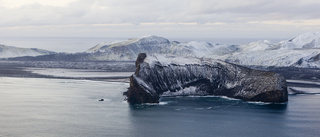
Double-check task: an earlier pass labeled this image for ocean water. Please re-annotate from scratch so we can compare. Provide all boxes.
[1,77,320,137]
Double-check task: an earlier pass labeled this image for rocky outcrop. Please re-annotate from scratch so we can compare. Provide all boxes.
[126,53,160,104]
[125,53,288,104]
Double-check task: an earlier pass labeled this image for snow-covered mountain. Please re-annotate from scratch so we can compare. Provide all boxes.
[226,32,320,68]
[0,44,56,58]
[278,32,320,49]
[86,35,172,60]
[86,35,233,61]
[293,52,320,68]
[86,32,320,68]
[6,32,320,68]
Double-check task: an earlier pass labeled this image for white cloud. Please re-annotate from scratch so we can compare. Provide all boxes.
[0,0,77,8]
[0,0,319,38]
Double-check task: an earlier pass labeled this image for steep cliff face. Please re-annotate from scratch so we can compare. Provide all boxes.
[125,53,288,104]
[126,53,160,104]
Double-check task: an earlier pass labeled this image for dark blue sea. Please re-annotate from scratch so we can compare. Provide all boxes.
[0,76,319,137]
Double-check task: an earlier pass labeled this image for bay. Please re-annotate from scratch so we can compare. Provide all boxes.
[0,77,319,137]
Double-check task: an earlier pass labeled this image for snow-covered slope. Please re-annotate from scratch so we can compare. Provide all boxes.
[86,35,233,61]
[226,48,320,67]
[10,32,317,68]
[86,35,172,60]
[239,40,275,51]
[0,44,56,58]
[292,52,320,68]
[226,32,320,68]
[278,32,320,49]
[86,32,320,68]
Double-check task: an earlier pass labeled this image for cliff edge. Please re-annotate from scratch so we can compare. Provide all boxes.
[125,53,288,104]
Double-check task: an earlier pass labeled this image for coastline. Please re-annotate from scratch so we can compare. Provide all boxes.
[0,62,132,83]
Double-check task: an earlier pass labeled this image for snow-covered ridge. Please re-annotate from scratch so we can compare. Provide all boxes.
[239,40,275,51]
[145,54,225,67]
[86,35,232,61]
[85,32,320,68]
[85,35,172,61]
[4,32,320,68]
[278,32,320,49]
[87,35,170,53]
[0,44,56,58]
[225,32,320,68]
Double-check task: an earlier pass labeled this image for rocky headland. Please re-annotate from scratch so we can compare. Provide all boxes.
[125,53,288,104]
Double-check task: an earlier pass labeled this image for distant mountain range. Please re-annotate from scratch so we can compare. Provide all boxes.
[0,44,56,58]
[225,32,320,68]
[2,32,320,68]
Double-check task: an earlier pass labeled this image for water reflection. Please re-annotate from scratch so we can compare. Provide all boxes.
[1,77,318,137]
[129,96,288,111]
[127,96,289,137]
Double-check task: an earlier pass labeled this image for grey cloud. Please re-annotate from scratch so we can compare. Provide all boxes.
[188,0,320,22]
[0,0,191,26]
[0,0,320,29]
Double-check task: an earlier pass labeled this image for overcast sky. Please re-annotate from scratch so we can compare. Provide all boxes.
[0,0,319,38]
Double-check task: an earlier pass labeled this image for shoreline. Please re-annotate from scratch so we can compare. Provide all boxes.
[1,60,320,83]
[0,63,131,83]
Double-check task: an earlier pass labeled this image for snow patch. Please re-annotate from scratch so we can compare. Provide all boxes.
[133,74,156,94]
[0,44,55,58]
[161,86,206,96]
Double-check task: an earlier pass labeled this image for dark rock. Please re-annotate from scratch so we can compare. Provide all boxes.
[135,53,147,75]
[99,99,104,101]
[309,53,320,62]
[125,54,288,104]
